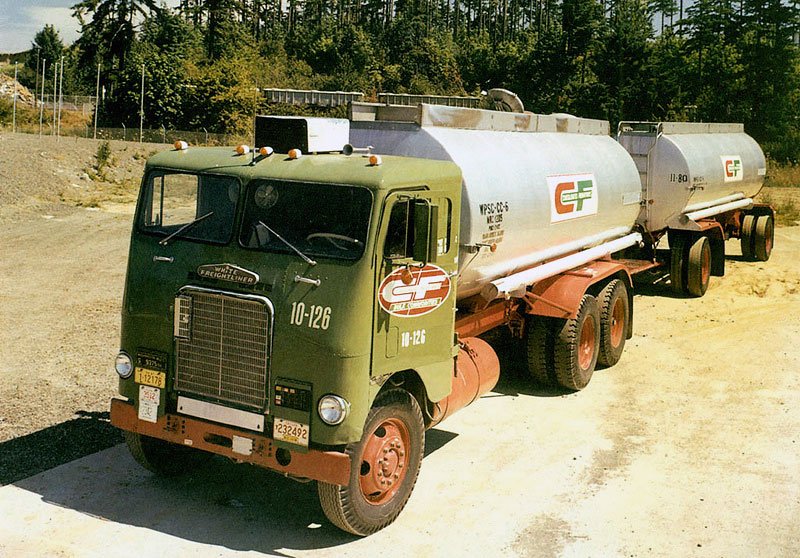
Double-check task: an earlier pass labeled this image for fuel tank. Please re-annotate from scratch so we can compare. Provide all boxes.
[350,104,643,299]
[617,121,767,232]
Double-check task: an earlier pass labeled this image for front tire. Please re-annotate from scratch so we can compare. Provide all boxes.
[687,236,711,297]
[318,390,425,536]
[670,234,689,295]
[124,431,208,476]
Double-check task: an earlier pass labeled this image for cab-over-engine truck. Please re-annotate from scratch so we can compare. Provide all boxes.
[111,102,771,535]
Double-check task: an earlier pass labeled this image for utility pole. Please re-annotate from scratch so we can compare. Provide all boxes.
[52,59,57,135]
[57,55,64,138]
[34,46,40,108]
[12,62,17,133]
[39,59,46,136]
[139,64,145,143]
[94,63,101,140]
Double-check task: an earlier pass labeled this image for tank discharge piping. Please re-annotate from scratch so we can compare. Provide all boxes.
[482,232,643,300]
[684,198,753,222]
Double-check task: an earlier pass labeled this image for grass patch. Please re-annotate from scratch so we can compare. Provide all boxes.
[759,191,800,226]
[765,161,800,189]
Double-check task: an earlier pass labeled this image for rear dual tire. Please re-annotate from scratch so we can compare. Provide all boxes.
[741,214,774,262]
[526,294,602,391]
[671,234,711,297]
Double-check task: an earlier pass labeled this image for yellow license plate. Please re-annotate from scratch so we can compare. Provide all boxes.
[273,418,309,447]
[135,367,166,389]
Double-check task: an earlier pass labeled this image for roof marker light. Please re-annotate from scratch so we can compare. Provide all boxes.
[235,144,251,155]
[288,148,303,160]
[369,154,382,166]
[174,140,188,151]
[259,146,274,157]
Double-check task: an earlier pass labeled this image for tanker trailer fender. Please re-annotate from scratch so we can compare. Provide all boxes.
[522,259,634,339]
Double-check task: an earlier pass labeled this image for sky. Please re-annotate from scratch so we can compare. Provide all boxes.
[0,0,179,54]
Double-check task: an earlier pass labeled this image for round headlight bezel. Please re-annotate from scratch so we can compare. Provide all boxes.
[318,394,349,426]
[115,352,133,378]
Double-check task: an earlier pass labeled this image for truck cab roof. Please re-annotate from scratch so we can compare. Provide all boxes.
[145,146,462,192]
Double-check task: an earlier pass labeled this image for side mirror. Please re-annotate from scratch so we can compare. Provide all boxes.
[412,200,439,264]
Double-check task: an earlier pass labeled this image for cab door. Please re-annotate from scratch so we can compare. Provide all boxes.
[371,190,459,403]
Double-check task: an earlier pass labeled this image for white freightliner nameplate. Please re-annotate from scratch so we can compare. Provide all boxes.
[177,396,265,432]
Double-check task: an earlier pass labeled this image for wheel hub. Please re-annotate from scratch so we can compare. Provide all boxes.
[359,418,409,505]
[578,318,596,370]
[610,297,625,347]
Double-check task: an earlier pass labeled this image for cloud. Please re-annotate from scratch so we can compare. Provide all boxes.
[0,5,80,53]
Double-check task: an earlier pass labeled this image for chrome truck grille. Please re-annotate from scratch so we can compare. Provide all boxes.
[174,288,272,411]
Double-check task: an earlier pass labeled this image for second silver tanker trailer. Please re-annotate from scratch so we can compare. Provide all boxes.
[110,100,772,536]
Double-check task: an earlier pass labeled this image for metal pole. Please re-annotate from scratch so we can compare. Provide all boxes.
[39,59,46,136]
[34,47,40,108]
[52,60,57,135]
[93,63,100,140]
[139,64,145,143]
[57,56,64,138]
[12,63,18,133]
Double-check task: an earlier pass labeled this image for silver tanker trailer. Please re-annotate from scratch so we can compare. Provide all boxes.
[618,121,773,296]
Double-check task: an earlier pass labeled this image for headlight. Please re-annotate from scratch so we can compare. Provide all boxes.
[115,352,133,378]
[318,394,349,425]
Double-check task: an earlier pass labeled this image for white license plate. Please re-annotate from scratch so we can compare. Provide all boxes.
[273,417,309,447]
[138,385,160,423]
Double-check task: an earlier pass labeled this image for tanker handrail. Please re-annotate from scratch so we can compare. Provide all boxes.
[481,232,643,300]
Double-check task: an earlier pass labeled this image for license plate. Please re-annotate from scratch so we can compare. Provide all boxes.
[273,418,309,447]
[138,385,160,423]
[135,367,166,389]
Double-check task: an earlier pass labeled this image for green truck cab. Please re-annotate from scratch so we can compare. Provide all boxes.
[111,143,466,535]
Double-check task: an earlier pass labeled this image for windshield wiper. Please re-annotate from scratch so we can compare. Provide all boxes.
[258,220,317,266]
[159,211,214,246]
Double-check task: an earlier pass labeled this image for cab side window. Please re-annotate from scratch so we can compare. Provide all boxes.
[384,200,414,259]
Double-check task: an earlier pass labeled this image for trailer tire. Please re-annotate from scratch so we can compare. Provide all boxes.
[741,214,756,260]
[525,317,554,386]
[318,389,424,536]
[687,236,711,297]
[753,215,774,262]
[670,234,689,295]
[552,294,600,391]
[597,280,629,368]
[124,431,208,476]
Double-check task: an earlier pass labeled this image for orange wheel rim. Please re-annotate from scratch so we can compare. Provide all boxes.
[359,418,410,505]
[766,221,773,254]
[702,246,711,285]
[610,298,625,348]
[578,318,596,370]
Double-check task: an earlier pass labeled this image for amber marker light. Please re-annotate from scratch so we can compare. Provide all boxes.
[174,140,188,150]
[235,144,251,155]
[288,148,303,159]
[369,154,382,166]
[259,146,274,157]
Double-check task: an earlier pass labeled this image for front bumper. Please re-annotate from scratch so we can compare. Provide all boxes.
[110,398,351,486]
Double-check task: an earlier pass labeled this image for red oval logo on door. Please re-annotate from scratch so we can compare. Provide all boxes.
[378,264,451,317]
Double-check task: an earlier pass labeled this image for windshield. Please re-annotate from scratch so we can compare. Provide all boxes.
[240,180,373,261]
[139,171,238,244]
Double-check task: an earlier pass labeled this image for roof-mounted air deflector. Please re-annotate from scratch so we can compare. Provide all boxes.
[254,116,350,154]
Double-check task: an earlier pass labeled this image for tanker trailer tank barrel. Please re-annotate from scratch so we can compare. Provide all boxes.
[482,232,643,300]
[684,197,753,222]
